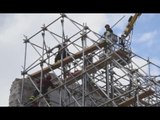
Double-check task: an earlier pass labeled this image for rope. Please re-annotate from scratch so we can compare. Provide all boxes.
[111,15,125,29]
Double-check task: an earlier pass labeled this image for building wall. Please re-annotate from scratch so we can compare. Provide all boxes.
[9,74,108,106]
[9,78,36,106]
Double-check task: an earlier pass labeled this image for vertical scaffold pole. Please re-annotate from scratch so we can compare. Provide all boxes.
[59,15,65,106]
[39,26,45,106]
[82,23,87,106]
[21,36,28,105]
[104,46,109,97]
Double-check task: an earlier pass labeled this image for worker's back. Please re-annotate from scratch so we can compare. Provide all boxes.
[55,47,70,63]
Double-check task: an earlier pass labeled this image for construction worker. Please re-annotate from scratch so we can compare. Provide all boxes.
[29,74,55,106]
[104,24,118,44]
[104,24,118,52]
[55,43,71,78]
[55,44,70,63]
[104,24,113,40]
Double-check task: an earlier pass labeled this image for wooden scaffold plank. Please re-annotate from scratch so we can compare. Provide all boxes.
[30,40,107,78]
[118,89,154,107]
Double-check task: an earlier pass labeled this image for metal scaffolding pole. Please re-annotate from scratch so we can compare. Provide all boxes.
[82,23,87,106]
[110,68,114,99]
[21,36,28,105]
[104,45,110,96]
[15,14,160,107]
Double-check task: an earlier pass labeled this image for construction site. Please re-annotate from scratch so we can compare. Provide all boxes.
[9,13,160,107]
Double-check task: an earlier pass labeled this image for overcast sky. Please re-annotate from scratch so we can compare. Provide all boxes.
[0,13,160,106]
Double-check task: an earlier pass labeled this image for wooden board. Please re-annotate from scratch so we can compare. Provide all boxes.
[118,89,154,107]
[30,40,107,78]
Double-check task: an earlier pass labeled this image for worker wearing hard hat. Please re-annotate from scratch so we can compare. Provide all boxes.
[104,24,113,34]
[55,43,71,78]
[55,44,70,63]
[104,24,113,41]
[104,24,118,45]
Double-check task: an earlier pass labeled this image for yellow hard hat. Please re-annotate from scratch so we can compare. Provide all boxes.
[29,96,35,100]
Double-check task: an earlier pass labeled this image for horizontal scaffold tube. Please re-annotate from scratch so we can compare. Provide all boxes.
[30,40,107,78]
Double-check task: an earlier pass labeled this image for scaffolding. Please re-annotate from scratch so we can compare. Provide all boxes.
[17,14,160,107]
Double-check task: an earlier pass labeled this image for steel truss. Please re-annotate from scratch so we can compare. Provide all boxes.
[19,14,160,107]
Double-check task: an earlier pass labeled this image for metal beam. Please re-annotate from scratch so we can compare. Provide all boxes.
[64,49,129,86]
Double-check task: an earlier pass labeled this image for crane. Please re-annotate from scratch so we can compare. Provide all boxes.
[121,13,141,39]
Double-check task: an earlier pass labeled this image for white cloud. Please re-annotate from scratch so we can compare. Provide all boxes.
[139,31,157,42]
[136,30,158,47]
[132,56,160,76]
[67,13,132,35]
[150,57,160,66]
[149,57,160,75]
[132,57,148,72]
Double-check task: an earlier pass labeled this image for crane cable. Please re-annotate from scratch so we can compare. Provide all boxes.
[111,15,125,29]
